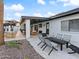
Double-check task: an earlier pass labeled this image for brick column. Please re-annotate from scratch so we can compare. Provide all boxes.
[0,0,4,45]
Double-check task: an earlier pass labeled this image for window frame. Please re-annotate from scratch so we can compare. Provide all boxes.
[39,24,42,28]
[61,19,79,32]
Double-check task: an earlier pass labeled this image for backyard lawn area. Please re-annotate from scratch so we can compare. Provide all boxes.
[0,39,44,59]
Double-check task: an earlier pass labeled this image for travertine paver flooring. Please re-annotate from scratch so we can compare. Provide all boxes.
[0,40,44,59]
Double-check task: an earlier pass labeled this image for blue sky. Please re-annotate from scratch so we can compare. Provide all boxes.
[4,0,79,21]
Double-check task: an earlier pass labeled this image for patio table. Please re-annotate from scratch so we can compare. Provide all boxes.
[45,37,68,51]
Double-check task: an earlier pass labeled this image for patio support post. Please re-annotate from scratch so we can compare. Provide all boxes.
[25,20,30,39]
[0,0,5,45]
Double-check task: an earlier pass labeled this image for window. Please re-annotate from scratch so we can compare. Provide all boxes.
[11,28,13,31]
[39,24,42,28]
[61,19,79,32]
[69,19,79,32]
[46,22,49,34]
[34,25,38,32]
[11,26,13,31]
[46,22,49,29]
[24,24,26,31]
[7,28,8,31]
[4,27,5,32]
[4,29,5,32]
[61,20,69,31]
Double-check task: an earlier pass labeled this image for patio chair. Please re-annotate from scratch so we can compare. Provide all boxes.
[48,33,56,38]
[42,39,58,55]
[62,35,71,48]
[37,34,46,48]
[41,33,47,37]
[56,33,63,40]
[56,33,63,47]
[62,35,71,42]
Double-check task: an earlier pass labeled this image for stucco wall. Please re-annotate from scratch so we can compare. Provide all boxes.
[25,20,30,39]
[32,21,49,33]
[49,13,79,46]
[4,26,19,32]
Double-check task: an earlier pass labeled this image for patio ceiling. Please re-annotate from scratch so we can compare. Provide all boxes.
[30,18,49,24]
[21,16,49,24]
[4,23,16,26]
[4,20,19,26]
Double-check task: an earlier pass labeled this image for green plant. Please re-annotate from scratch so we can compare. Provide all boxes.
[24,55,29,59]
[5,41,20,49]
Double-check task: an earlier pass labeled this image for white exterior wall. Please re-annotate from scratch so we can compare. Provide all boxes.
[49,14,79,46]
[25,20,30,39]
[4,25,19,33]
[4,26,10,32]
[42,22,46,33]
[16,23,20,32]
[32,21,48,33]
[13,26,17,32]
[31,14,79,46]
[38,22,46,33]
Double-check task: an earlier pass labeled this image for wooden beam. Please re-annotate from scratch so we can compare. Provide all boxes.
[0,0,5,45]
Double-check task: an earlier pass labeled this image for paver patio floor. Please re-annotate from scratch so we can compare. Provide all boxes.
[27,36,79,59]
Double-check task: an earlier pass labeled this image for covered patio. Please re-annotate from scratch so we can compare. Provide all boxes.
[20,16,49,39]
[26,35,79,59]
[20,15,79,59]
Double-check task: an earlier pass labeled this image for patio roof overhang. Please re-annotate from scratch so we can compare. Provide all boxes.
[20,8,79,25]
[49,8,79,20]
[20,16,49,24]
[3,21,18,26]
[4,23,16,26]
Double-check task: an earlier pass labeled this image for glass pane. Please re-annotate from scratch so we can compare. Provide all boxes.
[39,24,42,28]
[61,20,69,31]
[69,19,79,32]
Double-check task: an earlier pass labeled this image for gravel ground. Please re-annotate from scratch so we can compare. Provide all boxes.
[0,39,44,59]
